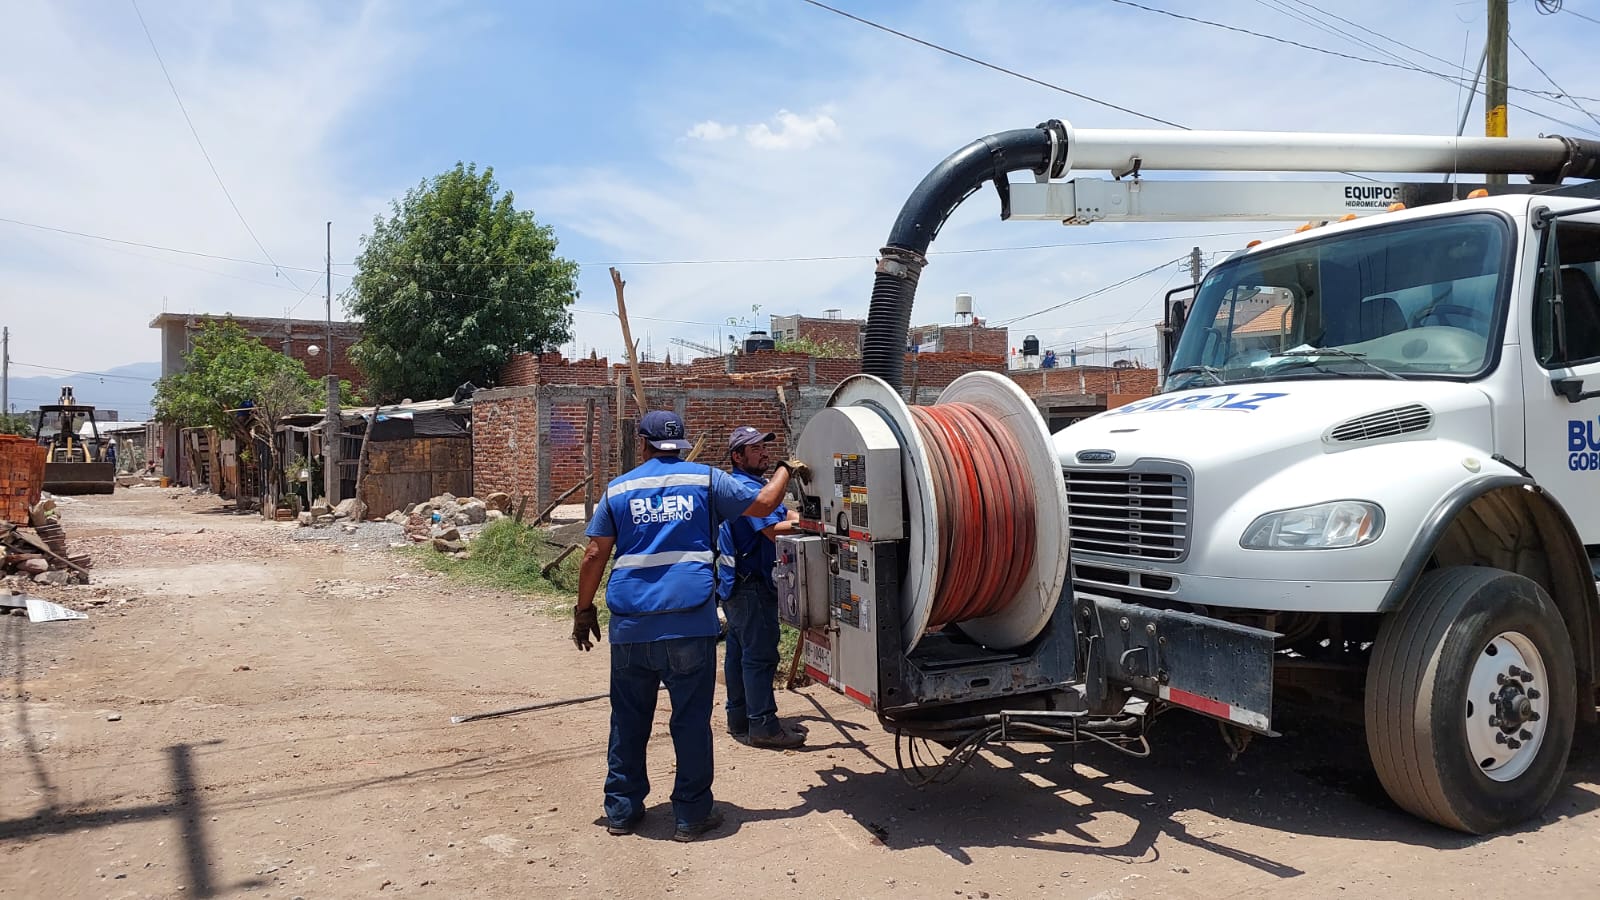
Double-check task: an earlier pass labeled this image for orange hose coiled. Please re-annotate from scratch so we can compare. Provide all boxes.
[907,402,1037,630]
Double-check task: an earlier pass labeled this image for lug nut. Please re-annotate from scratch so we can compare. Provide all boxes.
[1528,688,1541,700]
[1509,665,1522,678]
[1520,671,1534,683]
[1507,738,1522,750]
[1496,673,1507,685]
[1530,711,1542,722]
[1520,729,1533,741]
[1488,715,1500,727]
[1495,732,1508,745]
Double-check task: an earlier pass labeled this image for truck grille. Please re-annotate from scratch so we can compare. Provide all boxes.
[1063,468,1191,561]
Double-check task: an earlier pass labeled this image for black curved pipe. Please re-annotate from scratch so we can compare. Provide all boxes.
[863,122,1067,387]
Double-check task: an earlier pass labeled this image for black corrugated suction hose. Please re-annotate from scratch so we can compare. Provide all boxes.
[862,122,1069,388]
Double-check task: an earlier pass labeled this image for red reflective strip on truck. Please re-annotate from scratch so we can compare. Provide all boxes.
[843,685,873,708]
[804,665,830,684]
[848,528,870,541]
[1160,685,1231,720]
[1159,685,1270,732]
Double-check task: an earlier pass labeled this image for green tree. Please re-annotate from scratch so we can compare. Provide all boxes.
[0,412,34,437]
[153,320,326,502]
[349,162,578,401]
[153,320,321,433]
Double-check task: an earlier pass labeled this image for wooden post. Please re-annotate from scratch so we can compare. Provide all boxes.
[351,404,380,520]
[583,398,596,519]
[533,473,595,525]
[514,493,529,524]
[610,267,648,414]
[613,371,629,472]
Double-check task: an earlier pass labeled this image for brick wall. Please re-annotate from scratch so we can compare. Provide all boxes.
[912,323,1009,358]
[500,352,612,387]
[471,388,539,509]
[1008,366,1160,399]
[771,315,863,352]
[157,313,367,392]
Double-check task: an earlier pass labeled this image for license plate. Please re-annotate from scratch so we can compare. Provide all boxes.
[801,631,832,682]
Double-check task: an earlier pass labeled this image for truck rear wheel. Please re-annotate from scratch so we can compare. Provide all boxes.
[1365,566,1576,833]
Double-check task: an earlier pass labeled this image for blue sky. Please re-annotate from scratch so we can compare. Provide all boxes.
[4,0,1599,400]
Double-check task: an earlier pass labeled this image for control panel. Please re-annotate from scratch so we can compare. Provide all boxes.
[774,534,829,630]
[792,406,904,541]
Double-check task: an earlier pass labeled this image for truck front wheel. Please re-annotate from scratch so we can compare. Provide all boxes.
[1365,566,1576,833]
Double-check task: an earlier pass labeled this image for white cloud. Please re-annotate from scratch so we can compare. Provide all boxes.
[743,109,839,150]
[685,109,840,150]
[687,120,740,141]
[0,1,442,375]
[529,0,1600,365]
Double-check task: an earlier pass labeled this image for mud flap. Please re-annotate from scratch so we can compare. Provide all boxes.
[1086,598,1279,734]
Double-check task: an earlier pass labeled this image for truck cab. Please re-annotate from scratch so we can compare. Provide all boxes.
[1053,191,1600,833]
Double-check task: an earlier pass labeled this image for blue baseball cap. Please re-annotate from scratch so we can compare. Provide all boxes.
[639,410,691,451]
[729,425,775,450]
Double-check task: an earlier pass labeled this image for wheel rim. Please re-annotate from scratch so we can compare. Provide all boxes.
[1464,631,1548,783]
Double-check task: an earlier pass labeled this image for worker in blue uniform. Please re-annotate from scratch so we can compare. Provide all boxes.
[721,425,806,749]
[574,410,807,842]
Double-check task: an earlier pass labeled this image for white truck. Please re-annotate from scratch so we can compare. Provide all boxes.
[777,120,1600,833]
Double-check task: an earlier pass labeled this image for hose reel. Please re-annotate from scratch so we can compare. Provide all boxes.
[796,371,1068,652]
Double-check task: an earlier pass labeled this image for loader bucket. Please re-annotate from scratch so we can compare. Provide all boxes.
[43,462,117,495]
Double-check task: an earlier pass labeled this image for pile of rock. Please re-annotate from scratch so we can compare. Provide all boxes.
[297,497,369,527]
[379,492,515,553]
[2,496,92,586]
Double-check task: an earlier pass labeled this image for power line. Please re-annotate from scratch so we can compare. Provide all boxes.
[129,0,307,292]
[1106,0,1600,135]
[0,213,1278,271]
[1561,7,1600,26]
[11,361,157,382]
[1508,33,1600,130]
[797,0,1189,129]
[995,255,1184,327]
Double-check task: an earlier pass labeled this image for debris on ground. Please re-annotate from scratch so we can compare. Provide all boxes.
[3,495,92,585]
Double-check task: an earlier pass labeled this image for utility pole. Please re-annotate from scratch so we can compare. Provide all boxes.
[1486,0,1509,186]
[323,221,341,505]
[1186,246,1205,285]
[2,326,8,419]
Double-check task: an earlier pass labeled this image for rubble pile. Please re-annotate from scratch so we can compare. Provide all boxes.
[2,496,92,586]
[373,491,514,554]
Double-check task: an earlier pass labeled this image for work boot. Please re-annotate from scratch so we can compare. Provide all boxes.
[672,807,725,843]
[605,811,644,836]
[749,724,806,749]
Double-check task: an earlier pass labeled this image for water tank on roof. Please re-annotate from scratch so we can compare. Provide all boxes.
[1021,334,1040,357]
[955,292,974,319]
[744,330,776,353]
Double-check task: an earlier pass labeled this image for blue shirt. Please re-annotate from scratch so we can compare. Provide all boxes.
[587,456,759,644]
[721,469,786,586]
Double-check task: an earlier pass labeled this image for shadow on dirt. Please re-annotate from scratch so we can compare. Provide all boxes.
[738,687,1600,876]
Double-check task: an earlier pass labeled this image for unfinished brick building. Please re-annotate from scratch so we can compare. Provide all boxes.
[472,349,1009,513]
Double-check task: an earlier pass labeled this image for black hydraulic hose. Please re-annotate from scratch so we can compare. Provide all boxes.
[862,121,1069,387]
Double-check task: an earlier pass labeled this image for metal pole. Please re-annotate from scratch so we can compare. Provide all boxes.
[323,221,340,504]
[1186,246,1205,284]
[1486,0,1509,186]
[2,326,8,418]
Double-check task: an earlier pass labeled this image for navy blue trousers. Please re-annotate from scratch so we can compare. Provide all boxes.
[605,635,717,829]
[723,578,781,738]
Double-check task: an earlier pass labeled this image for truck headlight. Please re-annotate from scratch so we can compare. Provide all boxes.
[1240,501,1384,550]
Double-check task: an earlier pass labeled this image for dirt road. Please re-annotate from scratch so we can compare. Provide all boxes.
[3,489,1599,898]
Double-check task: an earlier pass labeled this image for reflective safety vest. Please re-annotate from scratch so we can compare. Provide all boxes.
[603,458,728,617]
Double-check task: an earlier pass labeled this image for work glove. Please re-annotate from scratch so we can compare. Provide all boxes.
[778,458,812,482]
[572,605,601,651]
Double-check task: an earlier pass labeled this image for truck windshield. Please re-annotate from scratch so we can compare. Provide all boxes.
[1166,213,1509,390]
